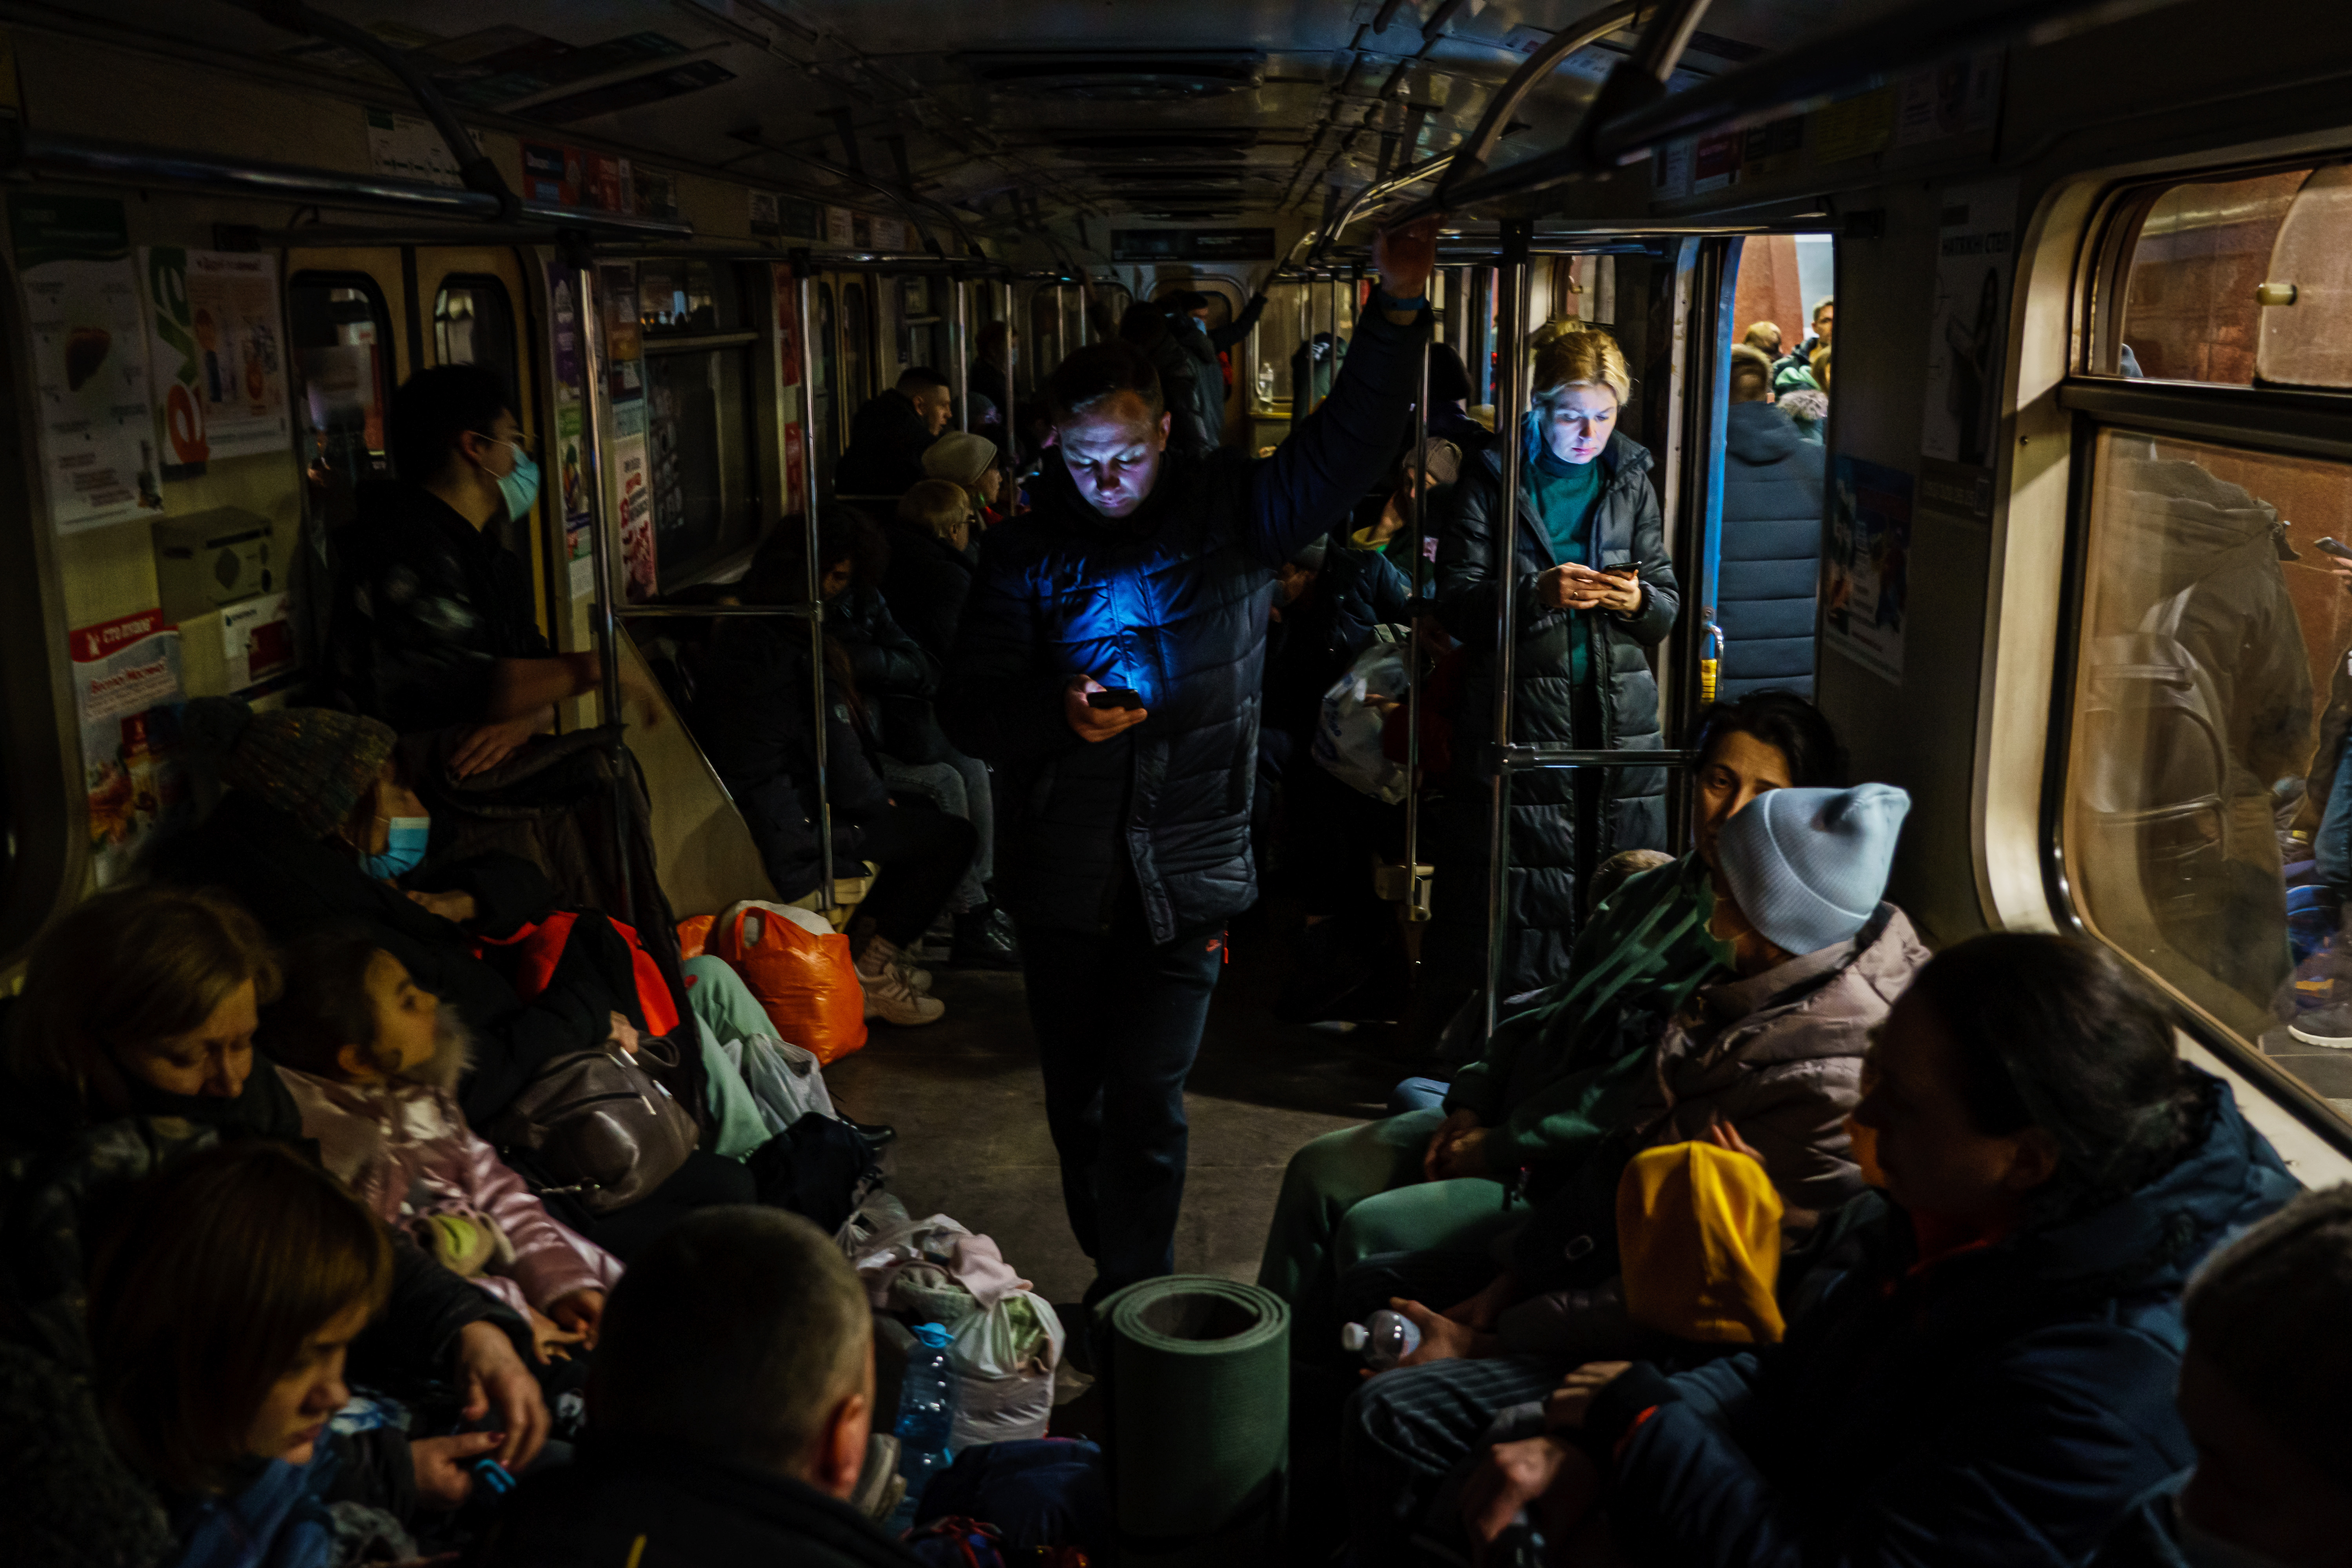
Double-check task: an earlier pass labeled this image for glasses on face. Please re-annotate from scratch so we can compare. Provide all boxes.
[473,429,532,459]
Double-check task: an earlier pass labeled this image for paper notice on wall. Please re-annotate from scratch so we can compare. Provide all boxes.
[366,108,465,187]
[143,248,290,472]
[613,399,655,601]
[220,590,295,692]
[71,608,189,886]
[13,195,160,532]
[1920,178,2018,470]
[825,206,855,248]
[1822,457,1914,686]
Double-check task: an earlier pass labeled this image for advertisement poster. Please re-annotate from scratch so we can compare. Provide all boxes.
[1920,178,2018,472]
[71,609,189,886]
[598,262,642,400]
[143,247,290,474]
[1822,458,1914,686]
[557,402,589,557]
[13,195,160,533]
[772,263,802,387]
[613,399,654,601]
[220,590,296,692]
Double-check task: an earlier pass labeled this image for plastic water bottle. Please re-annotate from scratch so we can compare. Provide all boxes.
[886,1323,960,1532]
[1339,1308,1422,1370]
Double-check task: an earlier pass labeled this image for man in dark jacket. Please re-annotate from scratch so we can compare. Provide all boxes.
[1170,287,1270,452]
[478,1206,922,1568]
[836,367,953,496]
[327,364,653,777]
[940,219,1440,1301]
[1719,344,1826,698]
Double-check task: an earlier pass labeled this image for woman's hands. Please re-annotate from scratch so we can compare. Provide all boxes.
[1537,563,1644,614]
[547,1287,606,1348]
[411,1430,506,1510]
[455,1319,550,1469]
[1459,1436,1600,1562]
[524,1305,587,1367]
[606,1013,641,1054]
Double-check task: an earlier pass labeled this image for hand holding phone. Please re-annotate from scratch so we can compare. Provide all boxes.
[1086,688,1144,711]
[1067,675,1149,742]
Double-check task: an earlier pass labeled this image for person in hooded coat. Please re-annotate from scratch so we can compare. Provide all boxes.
[1430,324,1679,1003]
[1719,343,1826,699]
[1167,287,1269,452]
[940,219,1439,1303]
[1450,933,2299,1568]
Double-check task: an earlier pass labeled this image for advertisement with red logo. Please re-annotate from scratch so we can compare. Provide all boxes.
[70,608,189,885]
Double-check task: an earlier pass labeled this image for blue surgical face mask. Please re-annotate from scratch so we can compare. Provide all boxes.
[486,436,541,520]
[361,816,431,880]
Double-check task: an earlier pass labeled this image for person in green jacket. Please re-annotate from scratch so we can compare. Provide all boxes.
[1256,691,1844,1338]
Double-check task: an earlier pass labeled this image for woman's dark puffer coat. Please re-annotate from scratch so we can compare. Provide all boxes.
[1434,427,1679,995]
[881,516,977,664]
[828,582,944,764]
[941,301,1431,942]
[690,622,891,901]
[1719,399,1825,699]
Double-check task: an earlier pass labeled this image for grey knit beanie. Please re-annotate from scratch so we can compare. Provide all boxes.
[1718,783,1910,956]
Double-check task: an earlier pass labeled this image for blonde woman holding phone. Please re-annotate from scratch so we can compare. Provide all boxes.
[1431,325,1681,1002]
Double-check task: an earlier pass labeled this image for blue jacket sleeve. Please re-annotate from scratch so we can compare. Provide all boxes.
[1609,1336,2190,1568]
[1241,303,1431,568]
[939,532,1078,773]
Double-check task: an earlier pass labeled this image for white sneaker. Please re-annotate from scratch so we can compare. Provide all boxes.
[896,955,934,993]
[858,960,945,1026]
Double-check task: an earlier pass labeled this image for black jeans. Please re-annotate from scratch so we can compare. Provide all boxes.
[1016,897,1226,1300]
[858,801,979,949]
[579,1149,758,1264]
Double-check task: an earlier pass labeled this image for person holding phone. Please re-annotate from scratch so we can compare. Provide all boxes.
[1430,324,1680,1006]
[941,218,1441,1311]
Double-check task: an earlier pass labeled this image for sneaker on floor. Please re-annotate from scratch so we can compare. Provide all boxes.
[858,962,945,1026]
[2290,1002,2352,1047]
[952,904,1024,970]
[895,955,935,993]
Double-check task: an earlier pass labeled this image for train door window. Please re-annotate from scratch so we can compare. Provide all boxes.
[634,262,759,590]
[432,276,518,404]
[843,281,870,411]
[900,277,941,374]
[288,273,392,503]
[2064,161,2352,1119]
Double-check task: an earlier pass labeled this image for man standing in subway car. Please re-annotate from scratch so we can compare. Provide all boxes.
[941,218,1439,1314]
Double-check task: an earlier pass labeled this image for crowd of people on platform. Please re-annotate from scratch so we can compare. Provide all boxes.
[2,211,2342,1568]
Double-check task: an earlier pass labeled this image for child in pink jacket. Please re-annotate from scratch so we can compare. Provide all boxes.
[262,931,621,1355]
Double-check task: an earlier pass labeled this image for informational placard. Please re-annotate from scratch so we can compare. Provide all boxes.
[613,398,654,601]
[1920,178,2018,472]
[71,608,187,886]
[220,589,295,691]
[773,263,802,388]
[143,247,290,474]
[365,108,464,187]
[825,206,855,249]
[13,194,159,532]
[750,190,781,237]
[543,259,593,568]
[1822,457,1914,686]
[598,262,642,400]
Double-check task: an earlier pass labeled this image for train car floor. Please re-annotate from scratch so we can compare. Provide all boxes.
[823,911,1406,1305]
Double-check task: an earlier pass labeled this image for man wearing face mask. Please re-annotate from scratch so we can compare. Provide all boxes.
[328,365,660,778]
[940,218,1440,1310]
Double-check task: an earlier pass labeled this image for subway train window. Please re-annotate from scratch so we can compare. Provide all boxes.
[636,263,757,587]
[432,276,518,403]
[815,280,840,480]
[842,279,871,412]
[288,273,390,506]
[2065,428,2352,1101]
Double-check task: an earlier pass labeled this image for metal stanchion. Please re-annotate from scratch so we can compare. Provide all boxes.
[1403,333,1433,924]
[953,274,970,434]
[1482,223,1534,1041]
[1002,278,1017,474]
[796,263,835,909]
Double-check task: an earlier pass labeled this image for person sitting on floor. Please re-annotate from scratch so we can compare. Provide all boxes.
[1455,933,2298,1568]
[1258,691,1844,1339]
[262,931,621,1365]
[475,1205,921,1566]
[2092,1184,2352,1568]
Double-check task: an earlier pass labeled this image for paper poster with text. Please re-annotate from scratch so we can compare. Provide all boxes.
[1822,457,1914,686]
[143,247,290,473]
[71,609,189,885]
[613,399,655,601]
[13,195,159,532]
[1920,178,2018,472]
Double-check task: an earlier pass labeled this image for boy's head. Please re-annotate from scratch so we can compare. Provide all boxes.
[259,932,445,1085]
[2176,1186,2352,1565]
[592,1207,874,1498]
[388,363,517,489]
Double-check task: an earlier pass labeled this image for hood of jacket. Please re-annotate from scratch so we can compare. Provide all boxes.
[1671,904,1928,1075]
[1724,398,1804,465]
[2110,456,2288,599]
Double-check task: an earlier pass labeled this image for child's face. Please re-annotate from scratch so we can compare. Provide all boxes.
[363,951,440,1078]
[244,1299,370,1466]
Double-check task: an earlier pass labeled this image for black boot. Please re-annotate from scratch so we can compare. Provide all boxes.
[952,904,1023,969]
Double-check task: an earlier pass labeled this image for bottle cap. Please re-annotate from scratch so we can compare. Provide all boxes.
[1339,1322,1368,1352]
[914,1322,954,1349]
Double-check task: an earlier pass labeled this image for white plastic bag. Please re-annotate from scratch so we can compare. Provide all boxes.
[720,1030,837,1133]
[1312,638,1411,804]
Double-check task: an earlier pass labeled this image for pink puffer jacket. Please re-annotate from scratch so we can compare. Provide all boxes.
[281,1067,621,1314]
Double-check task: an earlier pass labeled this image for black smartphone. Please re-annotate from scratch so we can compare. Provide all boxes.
[2316,536,2352,562]
[1086,688,1144,711]
[1602,559,1644,578]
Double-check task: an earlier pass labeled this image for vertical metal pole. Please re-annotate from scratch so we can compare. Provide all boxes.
[1483,226,1533,1040]
[573,260,635,918]
[1294,277,1310,421]
[1404,332,1432,922]
[1002,278,1017,468]
[797,267,835,909]
[953,274,971,434]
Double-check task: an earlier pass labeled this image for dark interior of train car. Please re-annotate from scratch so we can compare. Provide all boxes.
[4,0,2352,1564]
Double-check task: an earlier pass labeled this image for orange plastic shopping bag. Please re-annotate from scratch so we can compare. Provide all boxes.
[676,914,715,960]
[708,901,868,1065]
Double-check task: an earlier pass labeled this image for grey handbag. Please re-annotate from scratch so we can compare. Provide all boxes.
[490,1042,699,1214]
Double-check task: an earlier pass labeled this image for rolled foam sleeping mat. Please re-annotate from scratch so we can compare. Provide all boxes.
[1094,1276,1289,1564]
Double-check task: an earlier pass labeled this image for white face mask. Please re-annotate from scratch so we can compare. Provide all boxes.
[2178,1514,2304,1568]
